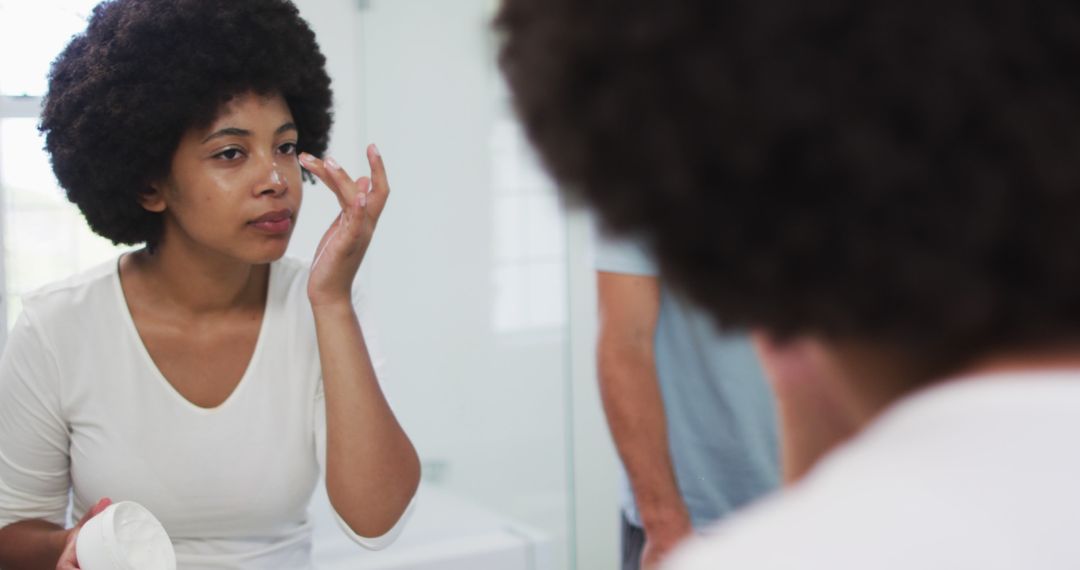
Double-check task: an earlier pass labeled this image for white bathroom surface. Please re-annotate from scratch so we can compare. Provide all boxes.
[310,483,553,570]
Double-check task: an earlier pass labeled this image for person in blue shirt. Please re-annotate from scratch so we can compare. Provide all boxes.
[594,231,780,570]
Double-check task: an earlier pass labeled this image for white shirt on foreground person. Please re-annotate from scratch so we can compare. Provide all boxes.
[665,370,1080,569]
[0,256,413,569]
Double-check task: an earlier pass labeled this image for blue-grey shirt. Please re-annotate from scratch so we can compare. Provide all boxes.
[595,234,781,530]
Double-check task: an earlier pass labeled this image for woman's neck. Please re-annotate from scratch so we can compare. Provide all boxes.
[122,245,268,317]
[962,346,1080,380]
[823,340,1080,426]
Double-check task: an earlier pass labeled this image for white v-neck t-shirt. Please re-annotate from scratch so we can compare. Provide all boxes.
[664,371,1080,570]
[0,256,408,569]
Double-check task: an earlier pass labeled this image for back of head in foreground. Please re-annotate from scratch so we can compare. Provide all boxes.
[496,0,1080,387]
[498,2,1080,566]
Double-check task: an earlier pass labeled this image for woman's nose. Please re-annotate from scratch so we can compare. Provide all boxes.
[259,160,288,196]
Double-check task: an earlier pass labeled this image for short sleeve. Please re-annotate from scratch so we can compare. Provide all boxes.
[312,281,414,550]
[593,226,659,277]
[0,311,71,529]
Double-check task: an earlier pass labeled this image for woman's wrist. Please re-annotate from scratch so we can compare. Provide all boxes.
[53,527,75,558]
[308,279,355,310]
[309,297,357,318]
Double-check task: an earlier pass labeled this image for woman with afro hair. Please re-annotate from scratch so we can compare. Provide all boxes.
[0,1,419,568]
[498,0,1080,568]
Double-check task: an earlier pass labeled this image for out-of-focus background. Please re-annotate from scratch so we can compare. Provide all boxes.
[0,1,620,568]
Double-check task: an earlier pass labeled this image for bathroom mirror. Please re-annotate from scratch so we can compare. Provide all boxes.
[0,1,607,568]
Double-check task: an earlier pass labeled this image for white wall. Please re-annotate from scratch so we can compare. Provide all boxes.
[566,211,620,570]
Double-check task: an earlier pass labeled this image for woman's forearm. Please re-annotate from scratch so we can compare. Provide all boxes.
[0,519,69,569]
[312,301,420,538]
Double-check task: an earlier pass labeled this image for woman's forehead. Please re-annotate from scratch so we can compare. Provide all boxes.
[187,92,295,143]
[211,92,292,127]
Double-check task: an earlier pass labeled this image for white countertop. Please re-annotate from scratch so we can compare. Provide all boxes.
[310,483,552,570]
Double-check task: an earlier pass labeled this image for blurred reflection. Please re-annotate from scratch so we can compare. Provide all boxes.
[490,117,567,333]
[1,0,577,568]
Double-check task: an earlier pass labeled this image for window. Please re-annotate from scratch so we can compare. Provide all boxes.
[0,0,131,343]
[489,111,567,334]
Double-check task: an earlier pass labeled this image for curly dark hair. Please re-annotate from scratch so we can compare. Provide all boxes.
[497,1,1080,378]
[40,0,333,248]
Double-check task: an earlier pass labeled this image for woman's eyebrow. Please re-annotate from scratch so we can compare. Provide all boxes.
[202,127,250,143]
[201,122,297,144]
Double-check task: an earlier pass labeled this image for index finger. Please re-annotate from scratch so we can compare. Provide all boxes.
[300,152,353,211]
[367,144,389,194]
[77,497,112,527]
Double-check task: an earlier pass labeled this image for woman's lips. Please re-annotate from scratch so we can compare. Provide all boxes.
[249,209,293,234]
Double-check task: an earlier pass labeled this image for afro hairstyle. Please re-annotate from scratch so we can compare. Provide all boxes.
[40,0,333,248]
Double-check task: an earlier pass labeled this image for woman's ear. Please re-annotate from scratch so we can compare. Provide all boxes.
[138,184,167,213]
[750,331,858,484]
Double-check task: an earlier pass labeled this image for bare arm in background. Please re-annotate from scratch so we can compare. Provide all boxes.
[597,272,691,570]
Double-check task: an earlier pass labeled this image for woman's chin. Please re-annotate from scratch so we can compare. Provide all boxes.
[244,240,292,265]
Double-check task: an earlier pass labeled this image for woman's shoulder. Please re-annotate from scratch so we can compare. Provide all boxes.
[272,255,310,281]
[20,257,121,321]
[269,256,369,307]
[269,256,321,322]
[270,256,311,301]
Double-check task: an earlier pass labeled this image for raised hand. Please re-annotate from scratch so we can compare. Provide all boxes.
[299,144,390,308]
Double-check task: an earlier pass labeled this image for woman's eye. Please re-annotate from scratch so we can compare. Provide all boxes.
[215,148,244,161]
[279,142,298,155]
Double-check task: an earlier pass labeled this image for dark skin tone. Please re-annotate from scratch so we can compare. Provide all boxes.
[750,332,1080,485]
[751,335,860,483]
[0,92,419,569]
[121,254,267,408]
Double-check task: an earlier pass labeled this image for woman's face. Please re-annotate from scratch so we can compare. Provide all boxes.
[145,91,303,265]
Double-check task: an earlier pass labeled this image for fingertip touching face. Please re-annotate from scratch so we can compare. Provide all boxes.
[144,92,303,264]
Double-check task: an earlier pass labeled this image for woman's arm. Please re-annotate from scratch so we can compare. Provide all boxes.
[0,520,69,569]
[0,313,83,568]
[0,498,112,570]
[301,145,420,539]
[313,303,419,538]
